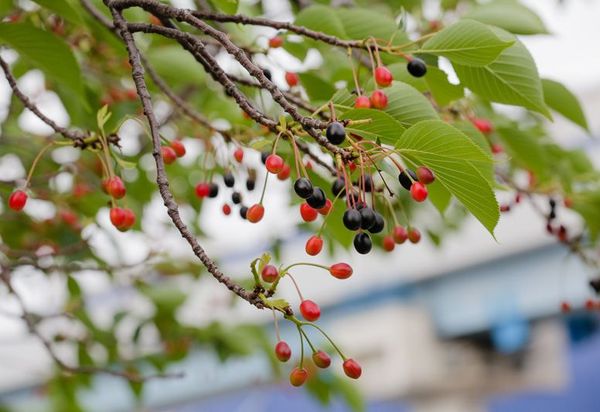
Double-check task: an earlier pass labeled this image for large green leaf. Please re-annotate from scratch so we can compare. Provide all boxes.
[32,0,84,25]
[295,5,347,38]
[0,22,84,101]
[464,1,548,35]
[453,28,551,118]
[396,120,499,234]
[342,108,406,146]
[383,82,439,127]
[420,19,514,66]
[542,79,589,131]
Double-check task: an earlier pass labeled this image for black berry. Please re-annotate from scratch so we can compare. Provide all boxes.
[353,232,372,254]
[407,58,427,77]
[359,207,376,230]
[399,169,417,191]
[332,178,346,197]
[590,277,600,293]
[343,209,362,231]
[357,175,373,192]
[232,192,242,204]
[246,178,256,191]
[368,212,385,234]
[263,68,272,81]
[261,151,270,164]
[326,122,346,145]
[240,206,248,219]
[223,172,235,188]
[294,178,313,199]
[209,183,219,198]
[306,187,326,209]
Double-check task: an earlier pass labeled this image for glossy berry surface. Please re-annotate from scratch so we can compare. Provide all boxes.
[374,66,393,87]
[410,182,428,202]
[368,212,385,234]
[343,209,362,231]
[289,367,308,387]
[239,206,248,219]
[222,204,231,215]
[195,183,210,198]
[261,264,278,283]
[162,146,177,164]
[110,207,126,227]
[312,351,331,368]
[370,90,388,109]
[472,118,493,134]
[331,178,346,197]
[306,187,326,209]
[407,58,427,77]
[359,207,376,230]
[8,190,27,211]
[275,341,291,362]
[416,166,435,184]
[107,176,126,199]
[268,36,283,48]
[353,232,372,254]
[233,148,244,163]
[170,140,186,157]
[208,183,219,198]
[300,299,321,322]
[398,169,417,191]
[354,96,371,108]
[300,203,318,222]
[285,72,299,87]
[247,204,265,223]
[223,172,235,188]
[305,235,323,256]
[231,192,242,204]
[408,227,421,243]
[393,226,408,244]
[294,178,313,199]
[246,178,256,191]
[265,154,284,174]
[277,164,291,180]
[329,263,353,279]
[343,358,362,379]
[318,199,332,215]
[326,122,346,145]
[383,235,395,251]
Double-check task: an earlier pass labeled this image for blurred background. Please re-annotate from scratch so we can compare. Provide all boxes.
[1,0,600,411]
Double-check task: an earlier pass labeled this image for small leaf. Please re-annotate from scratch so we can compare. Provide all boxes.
[421,19,514,66]
[542,79,589,131]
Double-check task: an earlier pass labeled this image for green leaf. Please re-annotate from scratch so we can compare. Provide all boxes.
[0,22,84,101]
[32,0,84,25]
[342,108,406,146]
[208,0,239,14]
[496,125,549,179]
[542,79,589,131]
[453,28,551,118]
[420,19,514,66]
[383,82,439,127]
[427,180,452,214]
[298,72,335,101]
[464,1,548,35]
[423,66,464,106]
[336,8,410,45]
[396,120,499,235]
[295,5,347,38]
[145,45,205,85]
[572,191,600,242]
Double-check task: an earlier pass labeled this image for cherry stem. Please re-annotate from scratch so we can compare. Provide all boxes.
[303,322,347,361]
[383,195,400,227]
[287,273,304,301]
[282,262,330,273]
[317,187,345,237]
[272,308,281,342]
[347,47,362,96]
[25,141,55,187]
[297,325,305,368]
[298,326,316,353]
[258,169,269,204]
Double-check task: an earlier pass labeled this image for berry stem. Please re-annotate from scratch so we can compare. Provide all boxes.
[287,273,304,301]
[298,326,316,353]
[316,187,345,237]
[297,324,305,368]
[347,47,362,96]
[258,169,270,204]
[272,308,282,342]
[303,322,347,361]
[282,262,330,273]
[25,141,55,186]
[383,195,400,227]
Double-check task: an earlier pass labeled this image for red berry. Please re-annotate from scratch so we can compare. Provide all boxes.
[170,140,186,157]
[416,166,435,185]
[195,183,210,198]
[289,367,308,387]
[275,341,291,362]
[305,235,323,256]
[261,264,279,283]
[374,66,393,87]
[393,226,408,244]
[300,203,318,222]
[383,235,395,251]
[285,72,299,87]
[107,176,126,199]
[410,182,428,202]
[343,358,362,379]
[472,118,493,134]
[161,146,177,165]
[318,199,332,215]
[277,163,291,180]
[305,160,313,170]
[349,162,357,172]
[408,227,421,244]
[329,263,352,279]
[233,148,244,163]
[312,351,331,368]
[500,204,511,213]
[121,208,136,230]
[8,190,27,211]
[265,154,284,174]
[59,210,79,228]
[268,36,283,48]
[222,204,231,215]
[491,143,503,154]
[354,96,371,109]
[557,225,568,242]
[585,299,596,311]
[110,207,126,227]
[560,301,571,313]
[370,90,388,109]
[564,197,573,208]
[247,204,265,223]
[300,299,320,322]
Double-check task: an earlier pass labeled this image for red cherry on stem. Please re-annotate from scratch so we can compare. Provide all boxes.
[300,203,319,222]
[312,350,331,368]
[354,96,371,109]
[305,235,323,256]
[374,66,393,87]
[343,358,362,379]
[289,367,308,386]
[8,190,27,211]
[275,341,292,362]
[370,90,388,109]
[170,140,186,157]
[161,146,177,165]
[247,204,265,223]
[261,264,279,283]
[410,182,428,202]
[329,263,353,279]
[300,299,321,322]
[285,72,299,87]
[265,154,284,174]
